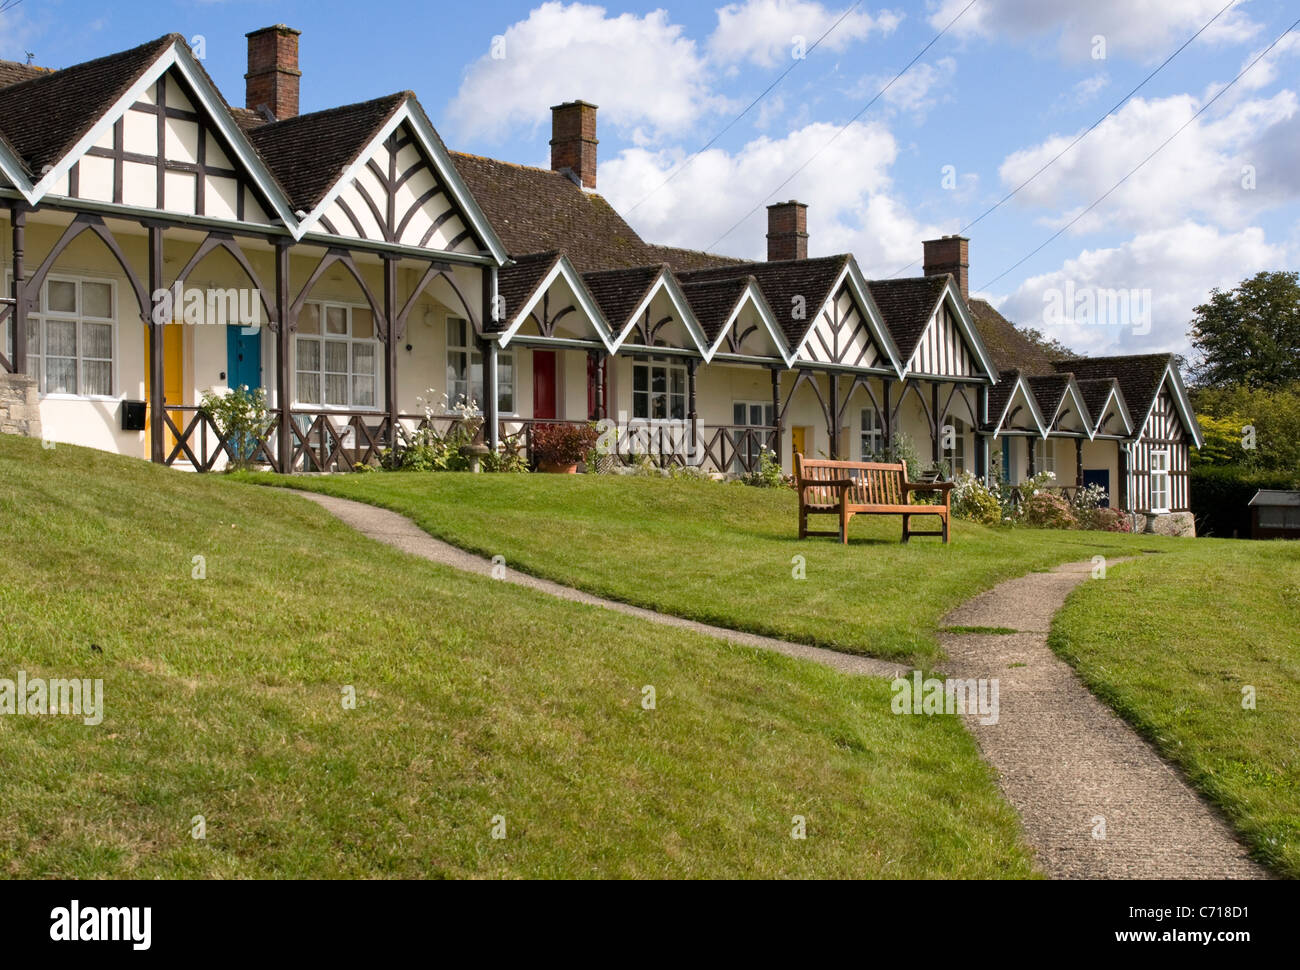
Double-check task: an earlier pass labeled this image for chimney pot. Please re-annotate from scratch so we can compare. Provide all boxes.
[922,235,969,300]
[550,101,599,189]
[766,201,808,261]
[246,24,302,122]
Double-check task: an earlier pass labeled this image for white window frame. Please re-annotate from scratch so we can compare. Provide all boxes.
[945,416,968,473]
[445,316,515,415]
[860,408,882,460]
[5,272,119,400]
[294,300,380,411]
[631,354,687,422]
[1033,438,1056,476]
[1149,449,1171,513]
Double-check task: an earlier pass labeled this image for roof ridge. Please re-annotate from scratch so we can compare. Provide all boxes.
[0,34,179,95]
[253,91,410,132]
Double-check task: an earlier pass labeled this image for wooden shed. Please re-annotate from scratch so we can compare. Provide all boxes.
[1248,490,1300,540]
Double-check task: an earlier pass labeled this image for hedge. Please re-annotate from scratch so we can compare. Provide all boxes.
[1189,466,1299,538]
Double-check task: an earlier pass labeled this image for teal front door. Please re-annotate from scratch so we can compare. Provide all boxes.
[227,325,261,392]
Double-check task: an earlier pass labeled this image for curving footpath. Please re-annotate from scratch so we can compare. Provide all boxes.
[296,490,1265,880]
[940,560,1264,879]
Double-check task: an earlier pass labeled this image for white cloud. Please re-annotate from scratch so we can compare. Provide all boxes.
[1238,30,1300,92]
[997,90,1299,233]
[847,56,957,118]
[930,0,1260,63]
[709,0,902,67]
[996,222,1288,355]
[446,2,722,142]
[600,120,948,274]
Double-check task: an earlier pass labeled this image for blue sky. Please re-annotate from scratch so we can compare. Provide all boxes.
[3,0,1297,358]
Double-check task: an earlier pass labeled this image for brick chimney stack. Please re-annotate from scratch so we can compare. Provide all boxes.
[766,201,808,261]
[923,235,970,299]
[550,101,599,189]
[245,25,301,122]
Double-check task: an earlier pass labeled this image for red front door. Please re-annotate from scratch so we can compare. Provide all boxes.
[533,351,557,419]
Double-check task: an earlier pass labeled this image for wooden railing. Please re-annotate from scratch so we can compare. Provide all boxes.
[159,410,781,477]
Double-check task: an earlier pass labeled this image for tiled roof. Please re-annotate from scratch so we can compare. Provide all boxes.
[248,92,409,213]
[642,244,747,272]
[0,60,52,88]
[581,264,666,331]
[0,35,177,176]
[1052,354,1172,422]
[1076,378,1124,430]
[679,276,753,343]
[450,153,651,272]
[967,298,1058,377]
[496,251,563,330]
[678,255,848,347]
[1025,373,1081,427]
[866,276,948,363]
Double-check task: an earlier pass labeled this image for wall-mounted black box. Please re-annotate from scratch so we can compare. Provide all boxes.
[121,400,147,431]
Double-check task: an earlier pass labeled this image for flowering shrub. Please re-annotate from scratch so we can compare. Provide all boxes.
[381,391,485,472]
[201,384,269,471]
[1019,491,1078,529]
[533,422,599,466]
[740,447,786,488]
[951,472,1001,525]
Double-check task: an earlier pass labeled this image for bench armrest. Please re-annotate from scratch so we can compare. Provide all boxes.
[903,480,954,493]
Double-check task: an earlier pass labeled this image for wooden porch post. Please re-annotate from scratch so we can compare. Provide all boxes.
[274,240,292,472]
[931,381,942,465]
[828,372,840,459]
[882,382,892,449]
[770,366,781,466]
[1026,438,1036,477]
[976,385,989,481]
[1075,438,1084,490]
[686,358,697,463]
[10,205,26,374]
[383,255,399,437]
[483,336,500,450]
[147,225,165,463]
[1118,443,1130,511]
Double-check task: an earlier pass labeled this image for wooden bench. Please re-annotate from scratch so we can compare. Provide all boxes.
[793,453,954,544]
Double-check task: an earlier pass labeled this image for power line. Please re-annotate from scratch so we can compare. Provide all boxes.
[978,15,1300,293]
[707,0,980,250]
[0,0,25,17]
[626,1,867,215]
[888,0,1243,279]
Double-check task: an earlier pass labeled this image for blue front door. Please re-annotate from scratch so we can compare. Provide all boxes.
[226,325,261,392]
[1083,468,1111,507]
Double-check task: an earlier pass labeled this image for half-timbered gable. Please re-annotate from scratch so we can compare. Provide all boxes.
[798,283,887,370]
[869,276,994,382]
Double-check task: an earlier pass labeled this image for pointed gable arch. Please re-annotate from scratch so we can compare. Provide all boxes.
[1138,364,1204,449]
[1089,382,1134,437]
[20,39,296,227]
[497,253,613,350]
[712,280,787,361]
[588,267,708,356]
[989,373,1047,438]
[294,99,506,262]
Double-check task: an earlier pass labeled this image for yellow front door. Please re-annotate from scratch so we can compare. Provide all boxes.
[144,324,185,453]
[791,425,807,459]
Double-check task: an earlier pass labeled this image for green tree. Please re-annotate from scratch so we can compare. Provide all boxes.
[1188,271,1300,389]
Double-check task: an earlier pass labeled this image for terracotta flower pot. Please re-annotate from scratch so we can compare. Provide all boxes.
[538,461,578,474]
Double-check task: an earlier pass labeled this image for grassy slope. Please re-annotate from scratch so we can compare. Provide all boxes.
[1051,544,1300,877]
[249,471,1186,665]
[0,436,1036,878]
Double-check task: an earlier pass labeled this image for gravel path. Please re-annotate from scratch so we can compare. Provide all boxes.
[940,559,1265,879]
[297,490,1265,879]
[295,491,905,679]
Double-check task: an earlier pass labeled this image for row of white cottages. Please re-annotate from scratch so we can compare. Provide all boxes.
[0,27,1202,529]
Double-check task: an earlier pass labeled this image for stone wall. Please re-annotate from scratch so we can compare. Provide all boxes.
[0,373,42,439]
[1131,510,1197,538]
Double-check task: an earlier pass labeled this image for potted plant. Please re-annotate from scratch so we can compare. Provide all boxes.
[532,422,598,474]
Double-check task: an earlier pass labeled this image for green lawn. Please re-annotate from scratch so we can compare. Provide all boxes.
[1051,543,1300,877]
[248,469,1186,665]
[0,436,1036,878]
